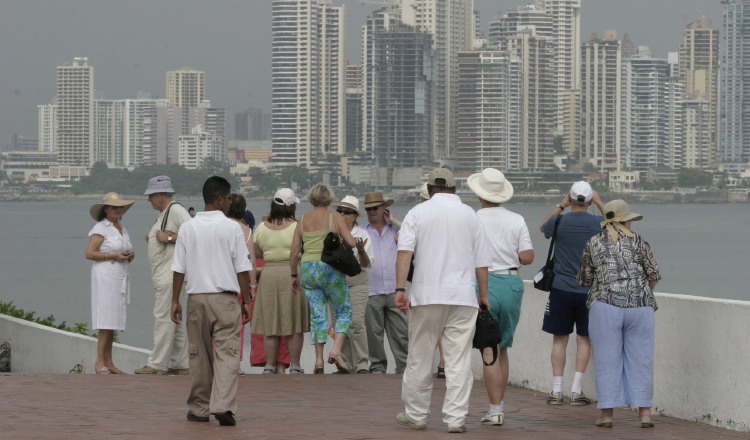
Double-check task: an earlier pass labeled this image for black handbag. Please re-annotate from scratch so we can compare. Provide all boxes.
[321,214,362,277]
[533,213,562,292]
[472,305,502,366]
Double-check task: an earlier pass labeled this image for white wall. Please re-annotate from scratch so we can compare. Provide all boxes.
[469,282,750,432]
[2,284,749,432]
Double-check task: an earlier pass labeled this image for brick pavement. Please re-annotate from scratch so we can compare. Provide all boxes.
[1,373,748,440]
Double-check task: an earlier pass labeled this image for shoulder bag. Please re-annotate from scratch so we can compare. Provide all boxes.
[533,213,562,292]
[321,213,362,277]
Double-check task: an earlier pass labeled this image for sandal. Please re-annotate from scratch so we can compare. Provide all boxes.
[95,367,111,375]
[262,364,278,375]
[327,351,351,373]
[314,364,325,374]
[108,367,126,374]
[436,367,445,379]
[288,365,304,374]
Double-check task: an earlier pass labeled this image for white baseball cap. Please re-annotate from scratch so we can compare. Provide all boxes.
[569,181,593,203]
[273,188,300,206]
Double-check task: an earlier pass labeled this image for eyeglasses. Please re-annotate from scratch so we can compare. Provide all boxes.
[365,206,381,212]
[337,209,356,216]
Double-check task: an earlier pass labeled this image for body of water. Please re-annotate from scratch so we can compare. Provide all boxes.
[1,197,748,349]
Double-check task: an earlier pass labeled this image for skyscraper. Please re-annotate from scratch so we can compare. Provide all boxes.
[37,104,56,153]
[345,64,363,153]
[56,57,93,166]
[457,49,521,172]
[271,0,346,167]
[580,31,626,172]
[719,0,750,165]
[166,67,205,108]
[363,9,433,179]
[402,0,474,163]
[679,16,718,169]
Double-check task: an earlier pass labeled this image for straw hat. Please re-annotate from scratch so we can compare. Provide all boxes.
[363,192,394,209]
[467,168,514,204]
[90,192,135,221]
[337,195,362,216]
[602,199,642,223]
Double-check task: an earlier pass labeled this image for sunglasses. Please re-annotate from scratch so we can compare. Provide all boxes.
[337,209,357,216]
[365,206,381,212]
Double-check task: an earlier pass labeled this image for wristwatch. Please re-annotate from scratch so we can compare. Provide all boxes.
[556,204,565,211]
[168,234,173,242]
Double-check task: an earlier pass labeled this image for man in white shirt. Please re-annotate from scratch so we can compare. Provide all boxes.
[394,168,491,433]
[171,176,252,427]
[467,168,535,426]
[136,175,192,376]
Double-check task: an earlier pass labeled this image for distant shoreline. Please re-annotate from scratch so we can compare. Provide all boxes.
[1,189,747,204]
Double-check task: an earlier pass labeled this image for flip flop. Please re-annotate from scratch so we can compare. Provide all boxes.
[95,367,111,375]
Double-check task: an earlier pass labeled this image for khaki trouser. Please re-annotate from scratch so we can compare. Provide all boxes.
[147,283,188,370]
[366,293,409,373]
[186,293,242,417]
[340,271,370,372]
[401,304,476,428]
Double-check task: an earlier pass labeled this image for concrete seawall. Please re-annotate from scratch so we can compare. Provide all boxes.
[1,281,748,431]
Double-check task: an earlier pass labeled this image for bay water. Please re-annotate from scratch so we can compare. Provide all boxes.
[1,197,748,349]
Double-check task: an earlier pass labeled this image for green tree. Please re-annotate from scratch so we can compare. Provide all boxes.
[677,168,712,188]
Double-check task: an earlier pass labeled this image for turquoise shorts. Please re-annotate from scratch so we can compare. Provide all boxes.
[478,273,524,348]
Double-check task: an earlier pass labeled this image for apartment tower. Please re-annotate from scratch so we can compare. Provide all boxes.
[719,0,750,165]
[56,57,94,166]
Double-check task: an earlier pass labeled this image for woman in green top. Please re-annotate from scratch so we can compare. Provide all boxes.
[290,183,357,374]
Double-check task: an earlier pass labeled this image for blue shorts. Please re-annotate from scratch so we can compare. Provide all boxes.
[542,287,589,336]
[480,273,524,348]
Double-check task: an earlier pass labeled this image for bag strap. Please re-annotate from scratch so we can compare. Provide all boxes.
[329,212,339,235]
[299,214,304,233]
[544,214,563,266]
[160,202,182,232]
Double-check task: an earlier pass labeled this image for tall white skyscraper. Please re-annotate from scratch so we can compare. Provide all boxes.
[457,49,521,172]
[402,0,474,163]
[580,31,626,172]
[271,0,346,167]
[56,57,94,166]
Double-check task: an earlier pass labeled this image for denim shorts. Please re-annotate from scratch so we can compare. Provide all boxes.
[542,287,589,336]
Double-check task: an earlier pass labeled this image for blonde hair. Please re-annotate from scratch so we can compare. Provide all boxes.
[307,183,335,207]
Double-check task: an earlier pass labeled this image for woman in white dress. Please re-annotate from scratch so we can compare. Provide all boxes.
[85,192,135,374]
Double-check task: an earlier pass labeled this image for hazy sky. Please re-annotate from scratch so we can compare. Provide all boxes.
[0,0,721,146]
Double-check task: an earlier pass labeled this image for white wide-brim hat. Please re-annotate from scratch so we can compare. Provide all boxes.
[467,168,514,204]
[90,192,135,220]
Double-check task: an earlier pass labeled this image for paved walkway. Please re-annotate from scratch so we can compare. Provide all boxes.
[2,373,748,440]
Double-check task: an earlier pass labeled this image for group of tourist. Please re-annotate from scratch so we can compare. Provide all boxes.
[85,167,660,430]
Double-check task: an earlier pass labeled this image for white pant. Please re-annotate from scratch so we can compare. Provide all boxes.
[401,304,476,427]
[147,283,188,370]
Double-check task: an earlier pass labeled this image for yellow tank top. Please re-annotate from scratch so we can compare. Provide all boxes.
[300,213,333,263]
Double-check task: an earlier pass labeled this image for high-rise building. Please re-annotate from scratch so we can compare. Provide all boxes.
[580,31,626,172]
[56,57,94,166]
[345,64,363,152]
[178,124,223,170]
[271,0,346,167]
[402,0,474,163]
[166,68,205,108]
[626,47,682,171]
[38,104,56,153]
[363,9,433,179]
[235,108,271,141]
[719,0,749,165]
[92,99,125,167]
[488,4,552,45]
[679,16,718,169]
[457,49,521,172]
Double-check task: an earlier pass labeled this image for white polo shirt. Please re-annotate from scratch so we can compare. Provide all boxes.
[171,210,252,294]
[477,207,533,271]
[398,193,491,307]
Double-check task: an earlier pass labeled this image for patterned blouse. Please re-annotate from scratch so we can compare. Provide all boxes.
[577,228,661,310]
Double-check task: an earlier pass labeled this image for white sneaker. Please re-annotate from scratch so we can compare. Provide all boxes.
[396,412,426,430]
[481,412,504,426]
[448,424,467,433]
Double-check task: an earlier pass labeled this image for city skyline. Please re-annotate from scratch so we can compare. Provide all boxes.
[1,0,720,146]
